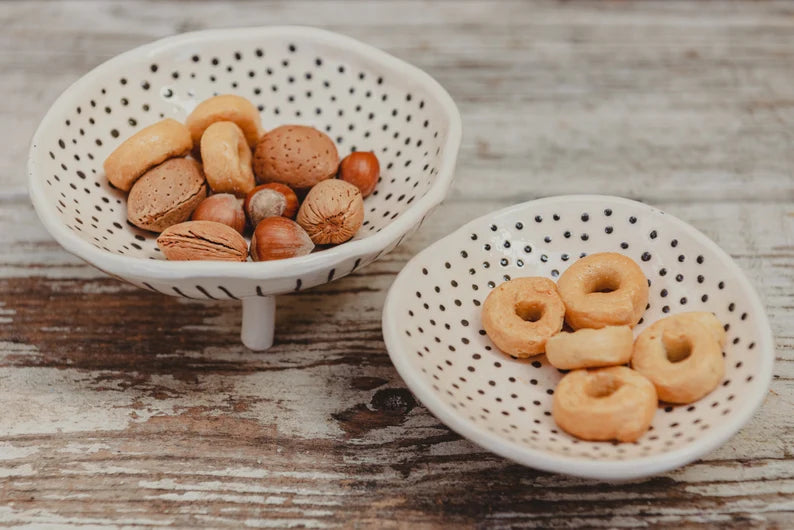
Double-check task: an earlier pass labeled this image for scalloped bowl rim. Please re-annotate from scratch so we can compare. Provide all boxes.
[382,194,775,481]
[28,26,462,282]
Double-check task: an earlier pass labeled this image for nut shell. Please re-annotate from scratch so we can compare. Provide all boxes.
[157,220,248,262]
[250,217,315,262]
[127,158,207,233]
[253,125,339,189]
[339,151,379,197]
[200,121,256,197]
[245,183,300,220]
[191,193,246,234]
[296,179,364,245]
[186,94,263,148]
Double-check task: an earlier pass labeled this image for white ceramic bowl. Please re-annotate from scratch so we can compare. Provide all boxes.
[28,26,461,349]
[383,195,774,480]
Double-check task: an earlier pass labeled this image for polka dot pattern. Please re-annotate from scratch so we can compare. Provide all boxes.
[386,197,772,464]
[32,34,449,288]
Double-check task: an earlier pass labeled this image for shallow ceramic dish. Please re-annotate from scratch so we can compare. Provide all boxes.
[383,195,774,480]
[28,26,461,350]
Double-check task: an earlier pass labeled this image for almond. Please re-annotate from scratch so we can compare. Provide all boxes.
[157,220,248,262]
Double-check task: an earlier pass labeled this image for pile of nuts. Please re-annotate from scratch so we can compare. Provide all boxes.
[102,94,381,262]
[482,252,726,443]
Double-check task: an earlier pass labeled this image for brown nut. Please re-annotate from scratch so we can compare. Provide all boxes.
[186,94,263,149]
[339,151,379,197]
[191,193,246,234]
[250,217,314,262]
[157,220,248,262]
[244,183,299,227]
[127,158,207,233]
[200,121,256,197]
[252,125,339,190]
[296,179,364,245]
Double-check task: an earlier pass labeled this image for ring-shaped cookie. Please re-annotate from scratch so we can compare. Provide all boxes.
[631,312,725,404]
[200,121,256,197]
[186,94,263,148]
[482,277,565,358]
[103,118,192,192]
[545,325,634,370]
[557,252,649,329]
[552,366,657,442]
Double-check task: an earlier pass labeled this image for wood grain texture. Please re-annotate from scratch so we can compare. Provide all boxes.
[2,0,793,527]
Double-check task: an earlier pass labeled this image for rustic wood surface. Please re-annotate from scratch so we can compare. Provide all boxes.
[2,1,794,527]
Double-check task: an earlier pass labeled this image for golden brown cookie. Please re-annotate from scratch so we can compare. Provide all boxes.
[552,366,657,443]
[481,277,565,358]
[545,325,634,370]
[253,125,339,190]
[104,118,192,192]
[631,312,725,404]
[200,121,256,197]
[186,94,262,148]
[557,252,649,329]
[127,158,207,232]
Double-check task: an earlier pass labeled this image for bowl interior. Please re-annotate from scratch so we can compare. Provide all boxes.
[384,196,773,477]
[31,28,452,261]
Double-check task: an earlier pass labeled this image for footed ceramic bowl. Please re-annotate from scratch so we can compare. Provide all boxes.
[383,195,774,480]
[28,26,461,349]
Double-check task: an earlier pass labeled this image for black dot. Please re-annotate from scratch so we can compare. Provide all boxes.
[515,222,523,230]
[580,234,589,241]
[629,216,637,224]
[564,231,571,239]
[110,129,119,138]
[671,239,679,247]
[697,275,704,283]
[141,81,150,90]
[676,274,684,282]
[524,245,532,253]
[581,213,589,222]
[718,281,725,289]
[641,252,651,261]
[605,226,613,234]
[192,55,199,62]
[535,215,542,222]
[620,242,629,249]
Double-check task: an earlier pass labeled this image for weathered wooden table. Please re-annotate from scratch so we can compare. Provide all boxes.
[2,1,793,527]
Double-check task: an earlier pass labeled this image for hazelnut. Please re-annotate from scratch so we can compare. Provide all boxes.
[250,217,315,261]
[191,193,246,234]
[296,179,364,245]
[245,183,299,227]
[243,187,286,227]
[338,151,379,197]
